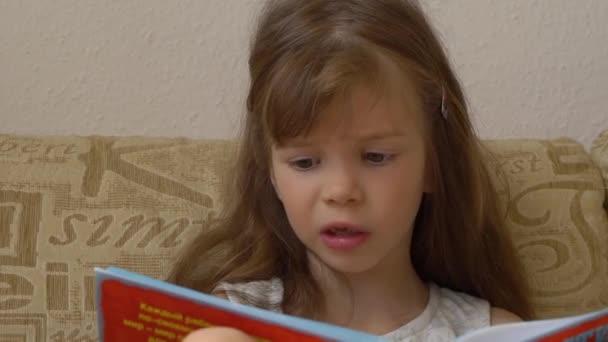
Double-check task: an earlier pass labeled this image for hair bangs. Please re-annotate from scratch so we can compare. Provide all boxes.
[261,43,387,146]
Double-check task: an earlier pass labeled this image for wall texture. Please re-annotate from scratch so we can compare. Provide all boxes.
[1,0,607,147]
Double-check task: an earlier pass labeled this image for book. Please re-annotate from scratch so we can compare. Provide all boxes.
[95,267,386,341]
[95,267,608,341]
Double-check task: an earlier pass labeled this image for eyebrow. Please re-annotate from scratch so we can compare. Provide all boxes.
[280,131,407,148]
[357,132,407,141]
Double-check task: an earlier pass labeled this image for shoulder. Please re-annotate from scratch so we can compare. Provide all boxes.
[435,287,523,327]
[435,284,491,316]
[490,307,523,325]
[432,284,491,335]
[212,277,284,312]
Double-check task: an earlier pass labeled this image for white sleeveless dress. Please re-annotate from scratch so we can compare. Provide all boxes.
[214,279,490,341]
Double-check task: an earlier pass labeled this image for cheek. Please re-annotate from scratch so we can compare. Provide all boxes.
[272,174,316,228]
[270,161,287,200]
[272,169,309,211]
[277,190,313,239]
[371,167,426,215]
[376,179,424,209]
[277,183,311,213]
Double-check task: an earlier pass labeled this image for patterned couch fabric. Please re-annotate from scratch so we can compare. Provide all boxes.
[0,132,607,341]
[0,135,235,341]
[591,129,608,192]
[484,135,608,319]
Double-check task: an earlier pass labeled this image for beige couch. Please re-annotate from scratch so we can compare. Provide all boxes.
[1,131,607,341]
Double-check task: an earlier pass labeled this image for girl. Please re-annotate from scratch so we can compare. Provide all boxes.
[169,0,533,340]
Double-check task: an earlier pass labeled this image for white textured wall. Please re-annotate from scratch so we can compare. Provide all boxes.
[1,1,607,147]
[424,0,608,147]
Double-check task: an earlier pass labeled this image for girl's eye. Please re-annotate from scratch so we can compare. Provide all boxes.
[289,158,318,170]
[365,152,392,164]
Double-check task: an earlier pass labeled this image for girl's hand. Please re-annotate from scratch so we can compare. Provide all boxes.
[183,327,256,342]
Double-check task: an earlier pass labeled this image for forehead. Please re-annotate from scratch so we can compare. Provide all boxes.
[267,47,426,145]
[302,63,425,143]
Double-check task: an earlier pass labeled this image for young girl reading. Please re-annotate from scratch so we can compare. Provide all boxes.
[169,0,534,340]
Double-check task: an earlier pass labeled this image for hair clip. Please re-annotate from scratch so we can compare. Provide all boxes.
[440,87,449,120]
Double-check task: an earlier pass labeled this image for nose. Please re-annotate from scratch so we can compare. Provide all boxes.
[321,165,363,206]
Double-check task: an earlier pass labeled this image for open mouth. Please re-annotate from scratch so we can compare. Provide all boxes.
[323,227,364,236]
[320,225,370,250]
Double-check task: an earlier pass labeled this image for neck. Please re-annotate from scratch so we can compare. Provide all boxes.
[309,248,430,335]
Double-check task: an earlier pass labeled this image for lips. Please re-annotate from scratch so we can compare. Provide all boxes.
[320,222,370,250]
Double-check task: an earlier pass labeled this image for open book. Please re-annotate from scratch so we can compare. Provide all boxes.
[95,267,608,341]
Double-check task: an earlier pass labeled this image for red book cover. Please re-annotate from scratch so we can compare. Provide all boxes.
[95,267,388,342]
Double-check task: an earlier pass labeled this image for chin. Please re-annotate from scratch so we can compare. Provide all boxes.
[316,252,382,275]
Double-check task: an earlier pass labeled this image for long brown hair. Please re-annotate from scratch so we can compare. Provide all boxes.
[168,0,533,320]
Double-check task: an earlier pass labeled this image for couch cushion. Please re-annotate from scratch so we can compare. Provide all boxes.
[484,137,608,319]
[591,129,608,195]
[0,134,234,341]
[1,133,607,340]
